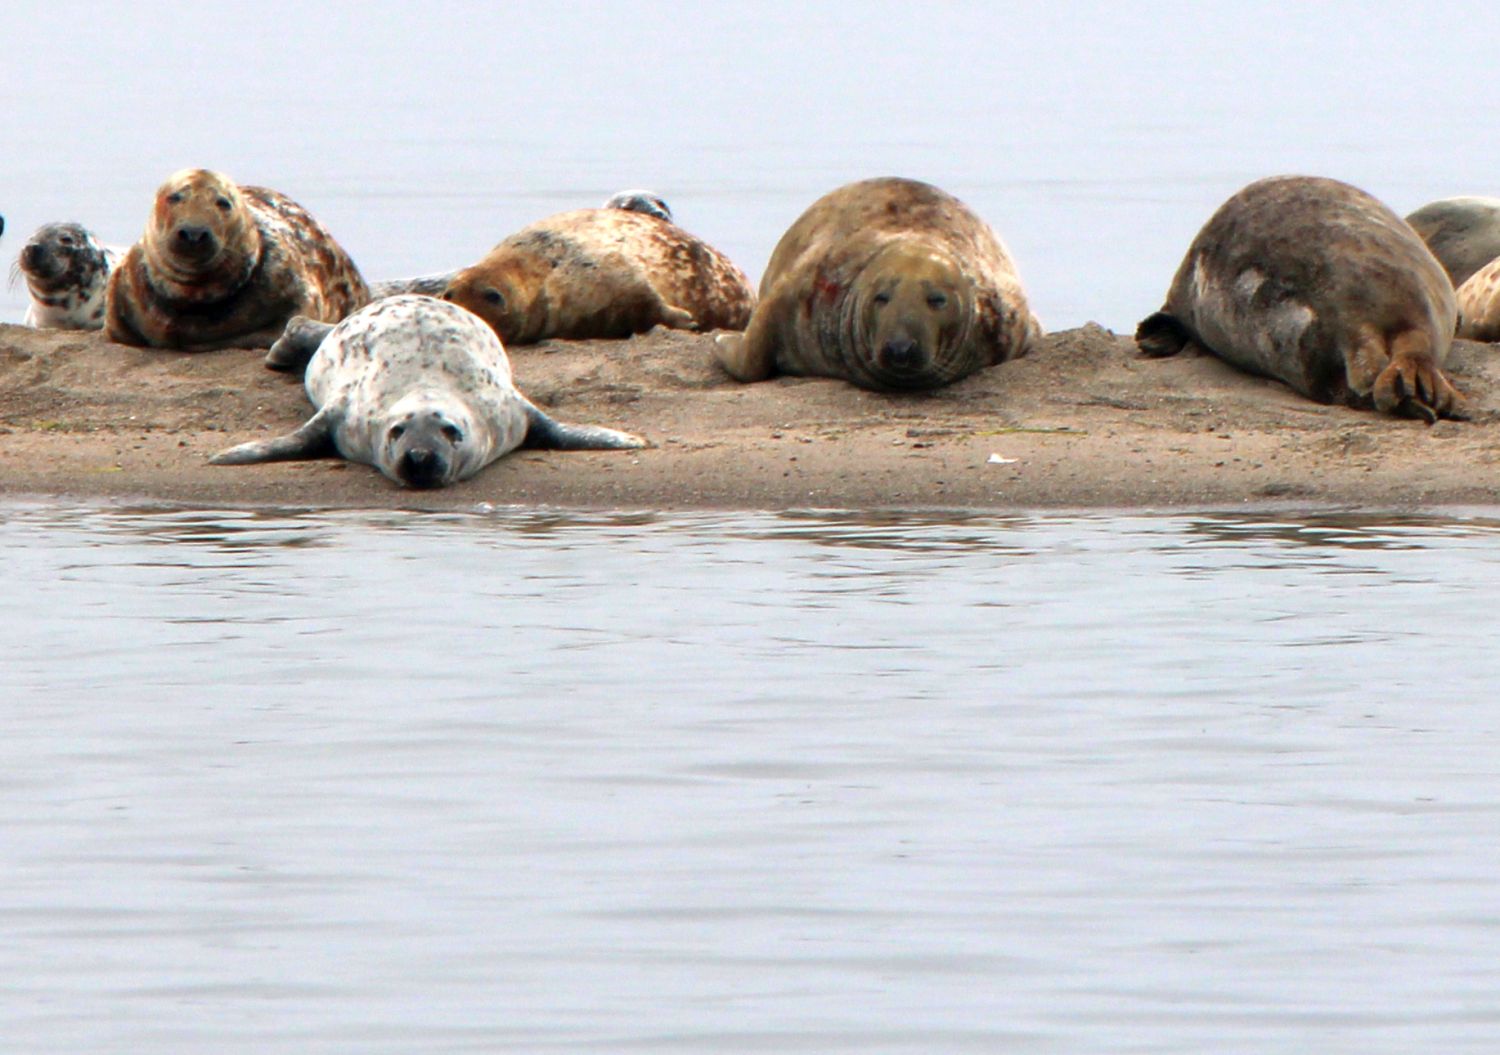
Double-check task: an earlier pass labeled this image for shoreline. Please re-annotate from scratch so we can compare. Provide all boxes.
[4,321,1500,513]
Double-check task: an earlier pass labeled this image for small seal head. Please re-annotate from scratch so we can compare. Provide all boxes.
[16,223,121,329]
[604,190,673,223]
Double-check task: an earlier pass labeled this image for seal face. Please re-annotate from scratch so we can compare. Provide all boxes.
[15,223,123,329]
[441,207,754,345]
[211,295,645,488]
[1137,175,1462,422]
[104,168,370,351]
[712,177,1040,392]
[1405,196,1500,289]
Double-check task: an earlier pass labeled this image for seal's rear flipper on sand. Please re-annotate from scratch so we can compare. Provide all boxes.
[209,407,338,464]
[1134,312,1193,358]
[521,401,645,451]
[266,316,338,373]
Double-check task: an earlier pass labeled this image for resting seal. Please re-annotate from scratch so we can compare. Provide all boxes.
[602,189,673,223]
[105,168,369,351]
[713,177,1040,391]
[14,223,122,329]
[211,295,644,488]
[1404,196,1500,289]
[1137,175,1462,422]
[440,207,753,345]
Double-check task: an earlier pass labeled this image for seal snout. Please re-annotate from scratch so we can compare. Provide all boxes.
[174,223,217,255]
[20,241,59,279]
[878,336,927,374]
[396,446,449,489]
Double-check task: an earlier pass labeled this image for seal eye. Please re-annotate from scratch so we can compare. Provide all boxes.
[59,235,75,247]
[873,292,892,307]
[215,196,233,212]
[482,288,505,307]
[166,192,185,205]
[441,424,463,443]
[389,424,407,441]
[926,292,948,309]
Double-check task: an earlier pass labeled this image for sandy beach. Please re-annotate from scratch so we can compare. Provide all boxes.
[3,320,1499,511]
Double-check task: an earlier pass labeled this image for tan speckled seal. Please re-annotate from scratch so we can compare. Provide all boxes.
[441,207,753,345]
[104,168,369,351]
[1137,175,1463,422]
[712,177,1040,392]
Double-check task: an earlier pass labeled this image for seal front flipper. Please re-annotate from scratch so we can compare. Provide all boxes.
[265,316,337,373]
[520,399,645,451]
[209,406,340,464]
[1135,312,1194,357]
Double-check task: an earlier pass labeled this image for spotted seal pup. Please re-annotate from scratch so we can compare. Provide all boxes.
[1137,175,1462,422]
[1405,196,1500,289]
[713,177,1040,391]
[105,168,369,351]
[211,295,644,488]
[12,223,123,329]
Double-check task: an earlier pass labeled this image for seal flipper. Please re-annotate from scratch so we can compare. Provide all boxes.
[1135,311,1194,358]
[265,316,337,373]
[209,406,339,465]
[520,400,645,451]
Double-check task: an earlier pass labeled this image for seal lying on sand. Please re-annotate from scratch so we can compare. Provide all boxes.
[14,223,123,329]
[1405,196,1500,289]
[211,295,644,489]
[440,207,753,345]
[1455,257,1500,341]
[105,168,369,351]
[1137,175,1463,422]
[713,177,1040,391]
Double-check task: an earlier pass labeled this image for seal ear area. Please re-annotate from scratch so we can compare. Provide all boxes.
[210,406,339,465]
[520,400,646,451]
[1135,311,1194,358]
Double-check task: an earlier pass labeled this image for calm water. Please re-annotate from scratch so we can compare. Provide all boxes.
[5,503,1500,1053]
[7,3,1500,329]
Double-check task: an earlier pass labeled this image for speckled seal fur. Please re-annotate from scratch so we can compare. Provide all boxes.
[14,223,123,329]
[211,295,645,489]
[713,177,1040,392]
[1405,196,1500,289]
[1455,256,1500,341]
[105,168,369,351]
[1138,175,1462,422]
[441,207,753,345]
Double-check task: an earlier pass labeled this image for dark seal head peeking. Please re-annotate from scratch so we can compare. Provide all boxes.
[1137,175,1462,422]
[712,177,1040,392]
[105,168,369,351]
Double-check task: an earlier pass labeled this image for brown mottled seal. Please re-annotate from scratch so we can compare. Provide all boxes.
[1455,257,1500,341]
[212,295,644,489]
[440,207,753,345]
[712,177,1040,392]
[1405,196,1500,289]
[1137,175,1463,422]
[105,168,369,351]
[14,223,123,329]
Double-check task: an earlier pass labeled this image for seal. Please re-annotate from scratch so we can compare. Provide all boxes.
[440,207,753,345]
[1404,196,1500,289]
[1455,256,1500,341]
[1137,175,1462,422]
[13,223,123,329]
[211,295,645,488]
[104,168,369,351]
[603,189,673,223]
[712,177,1040,391]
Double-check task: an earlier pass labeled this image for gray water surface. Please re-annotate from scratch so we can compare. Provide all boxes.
[5,504,1500,1053]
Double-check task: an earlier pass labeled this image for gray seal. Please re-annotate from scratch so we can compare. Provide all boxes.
[14,222,123,329]
[1404,196,1500,289]
[1137,175,1463,422]
[211,295,645,488]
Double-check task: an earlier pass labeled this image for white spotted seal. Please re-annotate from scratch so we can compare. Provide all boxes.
[1405,196,1500,289]
[1137,175,1463,422]
[713,177,1040,391]
[105,168,369,351]
[440,207,753,345]
[13,223,123,329]
[211,295,645,488]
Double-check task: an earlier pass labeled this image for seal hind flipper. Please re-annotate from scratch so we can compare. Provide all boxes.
[209,407,339,464]
[1135,312,1194,357]
[520,400,645,451]
[265,316,337,373]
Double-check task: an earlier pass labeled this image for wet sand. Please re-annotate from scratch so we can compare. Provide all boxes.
[3,321,1499,511]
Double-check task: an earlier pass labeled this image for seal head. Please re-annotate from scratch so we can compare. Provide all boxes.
[16,222,122,329]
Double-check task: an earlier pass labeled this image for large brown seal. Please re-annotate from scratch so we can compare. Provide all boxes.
[712,177,1040,391]
[105,168,369,351]
[1404,196,1500,289]
[1136,175,1463,422]
[440,207,753,345]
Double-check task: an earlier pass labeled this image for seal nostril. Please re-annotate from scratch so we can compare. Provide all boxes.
[882,337,919,369]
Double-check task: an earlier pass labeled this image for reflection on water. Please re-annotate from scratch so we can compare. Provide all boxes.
[5,503,1500,1054]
